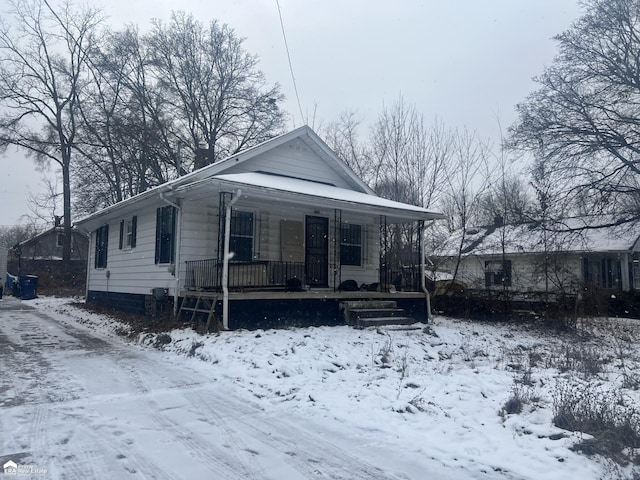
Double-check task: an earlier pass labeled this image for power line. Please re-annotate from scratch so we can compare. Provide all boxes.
[275,0,305,126]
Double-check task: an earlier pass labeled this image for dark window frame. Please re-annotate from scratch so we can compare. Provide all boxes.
[484,259,512,287]
[155,207,176,264]
[229,210,254,262]
[340,223,362,266]
[95,225,109,269]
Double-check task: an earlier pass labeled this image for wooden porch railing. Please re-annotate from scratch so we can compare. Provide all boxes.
[185,259,305,290]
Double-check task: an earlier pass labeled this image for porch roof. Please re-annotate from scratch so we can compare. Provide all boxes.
[179,172,444,223]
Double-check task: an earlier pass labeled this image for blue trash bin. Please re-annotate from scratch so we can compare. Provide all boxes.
[19,275,38,300]
[6,273,18,297]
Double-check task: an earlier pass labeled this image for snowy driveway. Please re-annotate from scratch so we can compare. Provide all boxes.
[0,298,455,479]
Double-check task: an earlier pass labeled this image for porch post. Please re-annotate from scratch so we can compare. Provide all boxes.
[222,189,242,330]
[379,215,387,289]
[334,209,341,291]
[419,220,432,322]
[620,252,630,291]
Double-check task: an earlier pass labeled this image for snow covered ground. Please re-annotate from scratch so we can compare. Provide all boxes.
[2,296,639,479]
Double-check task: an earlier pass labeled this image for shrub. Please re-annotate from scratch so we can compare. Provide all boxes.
[502,383,533,416]
[553,381,640,465]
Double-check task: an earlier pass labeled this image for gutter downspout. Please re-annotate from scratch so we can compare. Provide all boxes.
[222,189,242,330]
[420,220,435,322]
[160,193,182,316]
[76,226,92,302]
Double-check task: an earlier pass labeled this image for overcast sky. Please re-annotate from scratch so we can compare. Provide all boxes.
[0,0,583,227]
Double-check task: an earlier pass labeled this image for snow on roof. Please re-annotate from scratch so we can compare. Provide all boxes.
[75,126,375,227]
[435,219,640,257]
[213,172,443,219]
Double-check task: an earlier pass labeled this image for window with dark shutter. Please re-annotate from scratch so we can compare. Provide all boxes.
[95,225,109,268]
[120,216,138,249]
[155,206,176,264]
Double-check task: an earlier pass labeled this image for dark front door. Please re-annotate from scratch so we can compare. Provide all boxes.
[305,216,329,287]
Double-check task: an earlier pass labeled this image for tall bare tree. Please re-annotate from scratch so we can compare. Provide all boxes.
[148,12,286,167]
[0,0,102,266]
[508,0,640,225]
[74,26,180,214]
[439,129,493,287]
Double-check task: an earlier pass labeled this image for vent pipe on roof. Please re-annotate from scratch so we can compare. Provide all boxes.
[194,145,212,171]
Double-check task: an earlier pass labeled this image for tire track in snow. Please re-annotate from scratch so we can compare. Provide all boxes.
[27,404,51,471]
[186,388,400,480]
[148,400,255,480]
[116,356,255,479]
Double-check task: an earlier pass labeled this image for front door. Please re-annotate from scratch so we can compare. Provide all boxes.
[305,216,329,287]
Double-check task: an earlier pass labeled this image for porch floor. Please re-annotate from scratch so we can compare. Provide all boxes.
[178,289,428,330]
[181,289,426,301]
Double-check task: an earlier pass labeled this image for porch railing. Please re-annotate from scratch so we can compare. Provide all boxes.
[185,259,424,292]
[380,265,423,292]
[185,259,305,290]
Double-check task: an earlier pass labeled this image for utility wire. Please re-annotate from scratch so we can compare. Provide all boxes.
[275,0,305,126]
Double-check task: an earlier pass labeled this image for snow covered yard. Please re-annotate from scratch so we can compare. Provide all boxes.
[18,297,640,479]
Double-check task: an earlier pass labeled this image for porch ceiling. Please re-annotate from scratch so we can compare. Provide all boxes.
[177,172,445,223]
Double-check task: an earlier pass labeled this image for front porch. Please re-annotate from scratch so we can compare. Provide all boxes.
[178,288,429,330]
[184,258,426,293]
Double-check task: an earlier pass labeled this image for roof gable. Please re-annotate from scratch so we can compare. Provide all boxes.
[198,126,373,193]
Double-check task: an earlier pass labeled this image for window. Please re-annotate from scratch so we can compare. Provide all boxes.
[56,232,64,248]
[95,225,109,269]
[119,216,137,249]
[340,223,362,266]
[485,260,511,287]
[155,206,176,264]
[230,210,254,262]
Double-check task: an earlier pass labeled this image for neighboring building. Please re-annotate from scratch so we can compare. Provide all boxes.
[7,223,89,294]
[75,126,444,329]
[433,218,640,299]
[16,222,88,262]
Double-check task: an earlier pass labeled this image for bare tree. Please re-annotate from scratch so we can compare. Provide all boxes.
[439,129,493,287]
[26,176,62,225]
[0,0,102,267]
[74,25,180,214]
[0,223,42,248]
[508,0,640,225]
[148,12,286,168]
[323,111,373,182]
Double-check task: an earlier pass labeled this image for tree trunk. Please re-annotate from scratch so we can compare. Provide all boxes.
[62,158,72,270]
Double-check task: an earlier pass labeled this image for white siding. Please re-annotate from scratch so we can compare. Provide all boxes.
[224,143,353,189]
[87,197,383,295]
[441,253,582,294]
[87,204,178,296]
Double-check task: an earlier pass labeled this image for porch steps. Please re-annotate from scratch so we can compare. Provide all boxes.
[177,292,221,332]
[340,300,416,328]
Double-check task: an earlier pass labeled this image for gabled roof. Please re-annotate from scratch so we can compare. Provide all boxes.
[435,218,640,257]
[18,225,86,248]
[76,126,444,229]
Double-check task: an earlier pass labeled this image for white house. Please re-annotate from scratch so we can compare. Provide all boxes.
[433,218,640,299]
[75,126,444,329]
